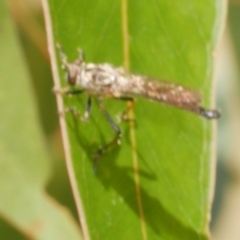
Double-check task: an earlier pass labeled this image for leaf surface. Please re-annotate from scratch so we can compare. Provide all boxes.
[47,0,225,239]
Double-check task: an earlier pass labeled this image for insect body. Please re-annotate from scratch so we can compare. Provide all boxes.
[56,45,220,168]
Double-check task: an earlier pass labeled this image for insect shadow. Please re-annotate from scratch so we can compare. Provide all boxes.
[66,108,203,238]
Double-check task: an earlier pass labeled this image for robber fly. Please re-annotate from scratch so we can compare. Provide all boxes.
[55,44,220,169]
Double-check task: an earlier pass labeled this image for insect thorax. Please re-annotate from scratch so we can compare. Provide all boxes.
[76,63,133,97]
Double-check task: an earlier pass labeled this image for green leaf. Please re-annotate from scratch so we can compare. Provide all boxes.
[47,0,224,239]
[0,1,82,239]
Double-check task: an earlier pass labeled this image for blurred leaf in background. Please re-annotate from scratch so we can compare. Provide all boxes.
[211,1,240,240]
[8,0,79,222]
[0,0,81,239]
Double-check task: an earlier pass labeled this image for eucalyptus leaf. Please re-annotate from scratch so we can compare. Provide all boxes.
[48,1,225,239]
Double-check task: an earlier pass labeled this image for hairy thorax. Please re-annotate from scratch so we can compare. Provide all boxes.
[77,63,132,97]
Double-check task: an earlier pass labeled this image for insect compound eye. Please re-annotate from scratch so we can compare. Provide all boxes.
[67,64,79,85]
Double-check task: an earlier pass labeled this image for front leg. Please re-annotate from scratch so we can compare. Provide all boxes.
[54,85,91,121]
[60,96,92,122]
[53,86,85,95]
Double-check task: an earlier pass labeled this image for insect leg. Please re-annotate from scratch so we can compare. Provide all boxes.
[64,89,85,95]
[54,86,91,121]
[94,99,122,171]
[115,96,135,121]
[63,96,92,122]
[83,96,92,121]
[53,87,85,95]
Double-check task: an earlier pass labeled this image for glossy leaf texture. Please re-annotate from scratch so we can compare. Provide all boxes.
[47,0,225,239]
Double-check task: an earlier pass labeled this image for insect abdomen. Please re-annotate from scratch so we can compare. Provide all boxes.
[143,81,201,110]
